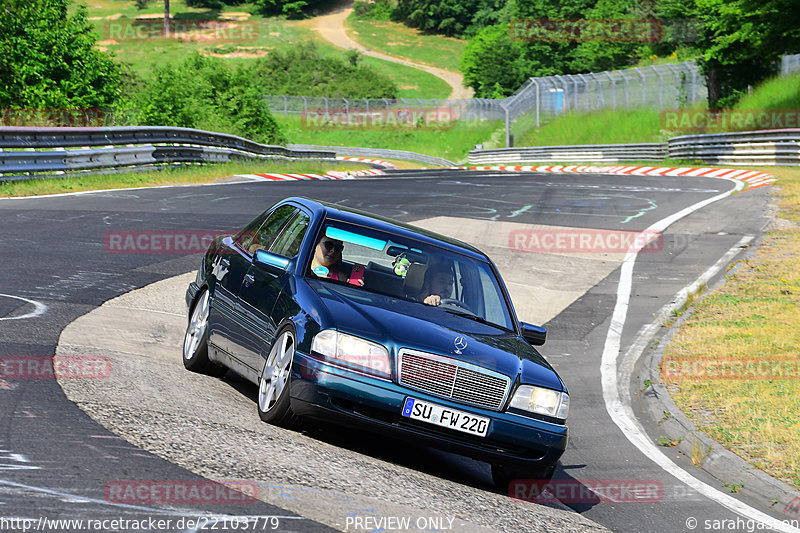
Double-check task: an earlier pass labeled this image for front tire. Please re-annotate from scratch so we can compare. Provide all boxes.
[182,289,226,377]
[257,327,297,427]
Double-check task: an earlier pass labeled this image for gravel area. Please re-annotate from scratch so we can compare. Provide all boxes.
[56,274,608,532]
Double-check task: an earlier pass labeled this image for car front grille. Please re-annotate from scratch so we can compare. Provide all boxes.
[398,350,510,410]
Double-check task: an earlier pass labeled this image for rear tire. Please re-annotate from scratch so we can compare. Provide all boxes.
[182,289,227,377]
[491,463,555,493]
[257,327,298,427]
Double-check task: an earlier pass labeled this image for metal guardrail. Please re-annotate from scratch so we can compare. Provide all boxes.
[668,129,800,165]
[468,143,667,165]
[288,144,456,167]
[0,126,336,180]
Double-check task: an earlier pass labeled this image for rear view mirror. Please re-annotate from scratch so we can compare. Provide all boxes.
[520,322,546,346]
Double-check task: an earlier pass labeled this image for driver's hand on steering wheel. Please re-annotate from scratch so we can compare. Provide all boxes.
[423,294,441,306]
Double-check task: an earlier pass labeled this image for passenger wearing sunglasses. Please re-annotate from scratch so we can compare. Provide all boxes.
[310,236,364,286]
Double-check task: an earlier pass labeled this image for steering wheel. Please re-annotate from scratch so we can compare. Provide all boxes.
[439,298,475,314]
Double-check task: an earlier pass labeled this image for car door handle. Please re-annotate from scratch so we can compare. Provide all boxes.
[244,273,255,287]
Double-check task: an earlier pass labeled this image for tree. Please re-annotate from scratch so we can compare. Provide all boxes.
[658,0,800,109]
[393,0,512,37]
[461,24,532,97]
[0,0,122,109]
[134,0,170,37]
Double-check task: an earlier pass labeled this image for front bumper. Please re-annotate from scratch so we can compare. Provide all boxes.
[291,351,568,471]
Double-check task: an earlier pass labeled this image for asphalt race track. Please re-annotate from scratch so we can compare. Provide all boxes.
[0,169,792,532]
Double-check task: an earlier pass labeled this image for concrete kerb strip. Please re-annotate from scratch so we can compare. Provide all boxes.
[640,267,800,515]
[645,319,800,514]
[623,233,800,514]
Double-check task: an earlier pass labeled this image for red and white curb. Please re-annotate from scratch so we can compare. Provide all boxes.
[235,168,386,182]
[327,168,386,178]
[458,165,777,190]
[336,156,398,170]
[235,173,347,181]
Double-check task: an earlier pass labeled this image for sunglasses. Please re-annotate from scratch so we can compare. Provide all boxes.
[321,240,343,252]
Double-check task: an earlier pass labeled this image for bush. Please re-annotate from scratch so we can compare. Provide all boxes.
[250,42,398,98]
[133,54,286,144]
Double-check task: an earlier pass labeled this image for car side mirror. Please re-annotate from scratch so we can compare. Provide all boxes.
[253,249,290,274]
[520,322,546,346]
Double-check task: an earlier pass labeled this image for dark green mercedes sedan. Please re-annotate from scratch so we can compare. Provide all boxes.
[183,196,569,488]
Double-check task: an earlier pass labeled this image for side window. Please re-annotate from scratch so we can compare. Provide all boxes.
[234,211,270,249]
[244,205,297,254]
[271,212,310,258]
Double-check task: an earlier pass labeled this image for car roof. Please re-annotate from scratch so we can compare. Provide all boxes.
[284,196,488,261]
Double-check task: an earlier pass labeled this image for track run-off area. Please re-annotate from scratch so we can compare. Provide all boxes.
[1,169,798,533]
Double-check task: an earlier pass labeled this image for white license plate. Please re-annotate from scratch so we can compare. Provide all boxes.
[401,398,490,437]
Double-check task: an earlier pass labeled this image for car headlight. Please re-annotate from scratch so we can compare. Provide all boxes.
[509,385,569,420]
[311,330,391,379]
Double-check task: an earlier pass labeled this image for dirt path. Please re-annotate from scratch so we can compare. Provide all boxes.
[312,1,474,99]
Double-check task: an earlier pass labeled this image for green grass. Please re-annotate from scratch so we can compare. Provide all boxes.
[346,13,467,74]
[0,159,371,198]
[313,44,451,99]
[515,109,671,147]
[662,167,800,489]
[733,71,800,111]
[511,66,800,148]
[276,115,503,163]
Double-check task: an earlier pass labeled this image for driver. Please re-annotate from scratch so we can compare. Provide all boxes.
[417,263,455,306]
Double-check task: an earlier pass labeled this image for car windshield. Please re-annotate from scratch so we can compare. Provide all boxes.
[306,220,515,331]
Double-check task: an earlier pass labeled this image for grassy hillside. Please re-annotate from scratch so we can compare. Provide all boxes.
[84,0,450,98]
[514,109,670,147]
[732,71,800,110]
[515,70,800,148]
[345,13,466,74]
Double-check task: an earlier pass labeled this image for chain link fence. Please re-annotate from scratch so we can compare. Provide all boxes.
[266,54,800,147]
[264,62,705,126]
